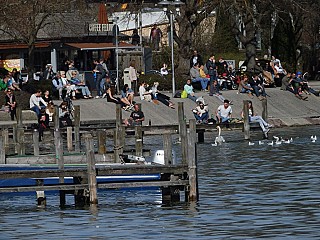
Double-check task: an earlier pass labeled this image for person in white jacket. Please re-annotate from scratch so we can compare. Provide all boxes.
[30,89,47,116]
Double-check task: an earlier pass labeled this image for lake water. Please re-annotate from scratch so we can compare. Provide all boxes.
[1,126,319,239]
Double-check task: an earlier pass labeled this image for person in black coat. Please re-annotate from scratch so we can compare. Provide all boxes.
[249,74,267,100]
[5,89,17,120]
[206,55,218,96]
[190,50,203,68]
[38,109,50,141]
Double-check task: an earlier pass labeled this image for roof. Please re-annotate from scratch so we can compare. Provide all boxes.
[0,42,50,50]
[65,42,140,50]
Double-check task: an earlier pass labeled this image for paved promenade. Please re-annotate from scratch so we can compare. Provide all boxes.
[76,81,320,127]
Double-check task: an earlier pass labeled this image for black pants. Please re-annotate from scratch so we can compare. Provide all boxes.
[9,107,16,121]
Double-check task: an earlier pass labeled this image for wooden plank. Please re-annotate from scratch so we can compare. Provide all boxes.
[0,165,188,179]
[0,180,189,193]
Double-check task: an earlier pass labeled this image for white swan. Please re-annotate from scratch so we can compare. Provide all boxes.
[248,141,255,146]
[282,139,291,144]
[258,140,264,145]
[215,126,225,144]
[311,135,317,142]
[211,139,218,146]
[273,136,282,145]
[267,141,274,146]
[290,137,293,143]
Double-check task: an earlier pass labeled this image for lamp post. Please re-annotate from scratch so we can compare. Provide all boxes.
[112,17,120,93]
[158,0,184,97]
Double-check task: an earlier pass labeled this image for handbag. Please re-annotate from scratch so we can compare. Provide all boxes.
[181,90,188,99]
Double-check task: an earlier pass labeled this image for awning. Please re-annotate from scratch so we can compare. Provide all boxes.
[65,42,140,50]
[0,42,50,50]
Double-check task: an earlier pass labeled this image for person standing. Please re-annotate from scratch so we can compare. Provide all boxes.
[206,55,218,96]
[5,89,16,121]
[93,59,105,98]
[190,50,203,68]
[128,60,139,95]
[149,24,162,51]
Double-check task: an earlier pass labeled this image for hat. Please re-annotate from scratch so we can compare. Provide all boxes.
[297,71,302,75]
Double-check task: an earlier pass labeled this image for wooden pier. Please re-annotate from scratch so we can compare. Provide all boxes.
[0,100,267,207]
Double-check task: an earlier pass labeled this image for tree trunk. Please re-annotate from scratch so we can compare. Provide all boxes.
[246,42,257,73]
[175,14,194,74]
[28,44,35,81]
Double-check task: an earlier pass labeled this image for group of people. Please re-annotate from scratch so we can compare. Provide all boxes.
[29,89,73,141]
[281,71,319,99]
[192,98,272,137]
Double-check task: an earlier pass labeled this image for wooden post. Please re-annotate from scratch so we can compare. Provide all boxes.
[198,131,204,143]
[54,128,65,207]
[33,129,40,156]
[187,119,198,202]
[0,134,5,164]
[53,105,59,129]
[97,130,106,154]
[163,134,172,165]
[243,100,250,140]
[16,127,25,155]
[113,126,124,163]
[3,129,9,154]
[74,105,80,152]
[12,123,17,147]
[84,134,98,205]
[135,126,143,157]
[178,102,188,164]
[67,127,73,152]
[16,107,23,127]
[262,98,268,122]
[36,179,46,206]
[115,104,122,128]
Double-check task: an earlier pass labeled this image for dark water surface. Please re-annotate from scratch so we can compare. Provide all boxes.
[1,126,319,239]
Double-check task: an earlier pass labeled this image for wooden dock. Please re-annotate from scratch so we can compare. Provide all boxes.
[0,100,267,206]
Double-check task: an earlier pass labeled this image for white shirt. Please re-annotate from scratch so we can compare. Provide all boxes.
[29,94,47,109]
[217,105,232,118]
[128,66,137,81]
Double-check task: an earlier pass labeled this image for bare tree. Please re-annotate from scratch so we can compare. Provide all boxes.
[0,0,87,79]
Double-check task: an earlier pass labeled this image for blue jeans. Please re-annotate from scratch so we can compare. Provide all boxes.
[31,105,46,117]
[194,112,209,121]
[187,94,197,102]
[95,74,104,96]
[192,77,209,90]
[217,114,230,123]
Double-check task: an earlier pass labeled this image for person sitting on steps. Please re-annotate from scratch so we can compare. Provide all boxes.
[192,101,209,124]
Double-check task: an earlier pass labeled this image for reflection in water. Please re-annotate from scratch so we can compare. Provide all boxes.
[0,126,319,239]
